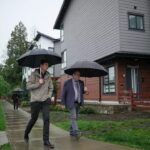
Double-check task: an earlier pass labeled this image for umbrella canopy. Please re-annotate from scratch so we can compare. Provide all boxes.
[64,61,108,77]
[17,48,62,68]
[12,87,24,93]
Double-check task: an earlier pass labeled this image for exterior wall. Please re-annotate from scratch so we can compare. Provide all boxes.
[117,58,150,101]
[36,37,54,50]
[22,67,34,82]
[54,41,61,77]
[61,0,120,68]
[119,0,150,53]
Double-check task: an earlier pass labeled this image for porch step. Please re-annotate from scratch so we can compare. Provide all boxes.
[134,105,150,111]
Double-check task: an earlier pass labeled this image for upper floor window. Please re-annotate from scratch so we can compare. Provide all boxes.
[103,66,116,94]
[128,13,144,31]
[61,50,67,69]
[48,47,54,51]
[60,24,64,42]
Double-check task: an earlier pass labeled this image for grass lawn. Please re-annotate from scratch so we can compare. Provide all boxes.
[0,144,12,150]
[0,102,6,131]
[51,111,150,150]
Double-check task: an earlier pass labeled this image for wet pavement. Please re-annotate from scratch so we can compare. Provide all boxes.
[3,101,137,150]
[0,131,8,146]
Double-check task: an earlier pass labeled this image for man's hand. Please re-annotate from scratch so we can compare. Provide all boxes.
[84,86,88,92]
[84,86,89,95]
[51,97,55,101]
[39,78,44,85]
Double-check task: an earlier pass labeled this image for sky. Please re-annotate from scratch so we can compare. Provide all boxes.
[0,0,63,64]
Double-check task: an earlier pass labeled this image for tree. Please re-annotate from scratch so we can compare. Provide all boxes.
[0,75,10,97]
[3,21,28,88]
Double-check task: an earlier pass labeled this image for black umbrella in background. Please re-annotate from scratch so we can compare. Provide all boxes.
[17,48,62,68]
[65,61,108,102]
[12,87,24,93]
[64,61,108,77]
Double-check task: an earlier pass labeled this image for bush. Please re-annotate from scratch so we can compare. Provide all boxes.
[0,75,10,97]
[0,102,6,131]
[80,106,97,114]
[50,105,68,112]
[21,101,30,107]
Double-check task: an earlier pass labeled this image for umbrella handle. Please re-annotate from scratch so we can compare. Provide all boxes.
[40,67,42,78]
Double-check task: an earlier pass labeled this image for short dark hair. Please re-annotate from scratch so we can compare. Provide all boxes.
[73,70,80,75]
[40,59,48,65]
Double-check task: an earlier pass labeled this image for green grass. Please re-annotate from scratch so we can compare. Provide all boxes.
[0,144,12,150]
[55,119,150,150]
[0,102,6,131]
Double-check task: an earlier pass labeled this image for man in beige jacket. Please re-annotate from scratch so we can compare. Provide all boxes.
[24,59,54,148]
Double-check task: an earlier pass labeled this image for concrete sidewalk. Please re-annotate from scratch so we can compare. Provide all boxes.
[3,101,137,150]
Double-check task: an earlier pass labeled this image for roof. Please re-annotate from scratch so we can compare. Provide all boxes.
[34,31,60,42]
[96,51,150,63]
[54,0,72,29]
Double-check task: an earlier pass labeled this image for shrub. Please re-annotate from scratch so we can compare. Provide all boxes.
[80,106,97,114]
[21,101,30,107]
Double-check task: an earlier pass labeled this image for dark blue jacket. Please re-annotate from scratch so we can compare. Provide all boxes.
[61,79,84,109]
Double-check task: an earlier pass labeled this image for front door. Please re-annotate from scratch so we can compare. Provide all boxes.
[126,66,140,94]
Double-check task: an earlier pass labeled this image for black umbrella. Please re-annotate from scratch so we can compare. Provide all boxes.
[13,87,24,92]
[17,48,62,68]
[64,61,108,77]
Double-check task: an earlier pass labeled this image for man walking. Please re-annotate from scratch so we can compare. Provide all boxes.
[24,59,54,148]
[61,70,87,138]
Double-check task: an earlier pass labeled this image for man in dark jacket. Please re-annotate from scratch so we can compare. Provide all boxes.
[61,70,87,137]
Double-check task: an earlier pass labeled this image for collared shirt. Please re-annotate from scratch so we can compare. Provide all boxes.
[72,79,81,103]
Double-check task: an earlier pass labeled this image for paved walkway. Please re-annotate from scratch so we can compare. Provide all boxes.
[0,131,8,146]
[3,101,137,150]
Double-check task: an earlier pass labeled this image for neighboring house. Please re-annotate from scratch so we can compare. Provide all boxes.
[54,0,150,107]
[22,31,61,82]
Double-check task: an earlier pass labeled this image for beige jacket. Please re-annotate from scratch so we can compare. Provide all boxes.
[27,69,53,102]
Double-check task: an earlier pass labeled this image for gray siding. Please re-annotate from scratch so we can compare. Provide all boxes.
[119,0,150,53]
[54,41,61,77]
[61,0,120,67]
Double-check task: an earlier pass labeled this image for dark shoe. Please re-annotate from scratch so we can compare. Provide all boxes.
[44,141,54,148]
[24,135,29,143]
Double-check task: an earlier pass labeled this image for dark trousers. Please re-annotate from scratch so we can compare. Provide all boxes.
[13,102,18,110]
[24,100,50,142]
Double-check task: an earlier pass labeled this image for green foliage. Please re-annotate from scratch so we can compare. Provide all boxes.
[80,106,97,114]
[1,21,28,88]
[50,105,68,112]
[56,119,150,150]
[0,102,6,131]
[0,144,12,150]
[0,75,10,97]
[21,101,30,107]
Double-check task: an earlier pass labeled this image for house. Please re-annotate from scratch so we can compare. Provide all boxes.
[54,0,150,109]
[22,31,61,82]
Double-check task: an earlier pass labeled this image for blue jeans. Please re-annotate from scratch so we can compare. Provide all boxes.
[69,103,80,135]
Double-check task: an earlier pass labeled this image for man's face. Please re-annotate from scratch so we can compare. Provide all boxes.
[40,63,49,72]
[73,71,80,80]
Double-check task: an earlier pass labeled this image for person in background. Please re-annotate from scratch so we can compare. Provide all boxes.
[24,59,54,148]
[12,93,19,110]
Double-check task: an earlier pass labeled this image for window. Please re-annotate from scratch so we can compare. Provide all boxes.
[128,13,144,30]
[48,47,54,51]
[61,50,67,68]
[103,66,116,94]
[60,25,64,42]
